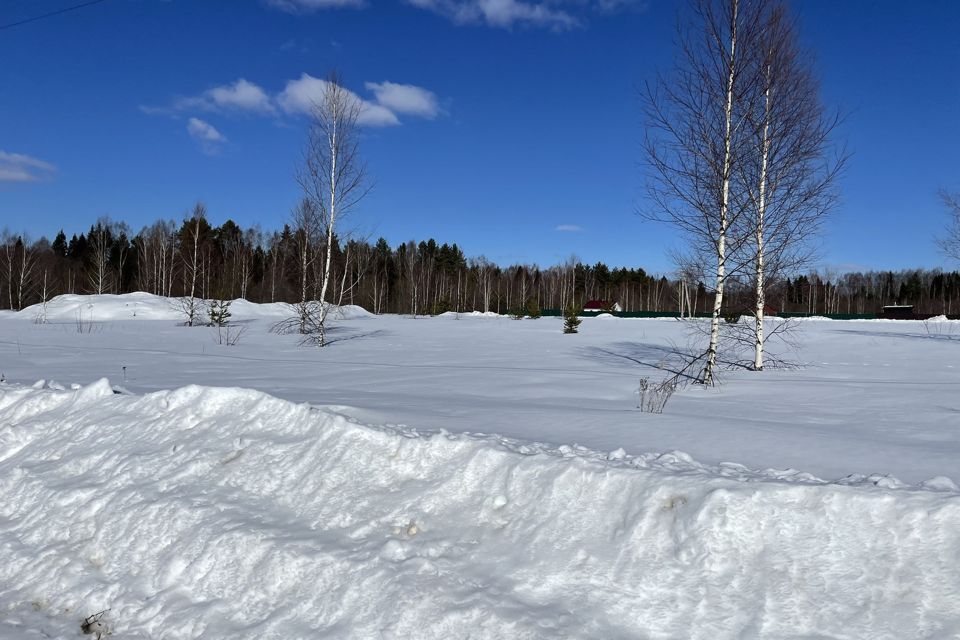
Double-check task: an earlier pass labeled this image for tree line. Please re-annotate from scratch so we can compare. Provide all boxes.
[2,217,958,317]
[0,215,674,315]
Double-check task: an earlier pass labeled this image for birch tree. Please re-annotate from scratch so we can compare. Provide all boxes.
[471,256,494,313]
[87,221,113,295]
[742,3,844,370]
[14,237,37,311]
[295,71,371,346]
[291,198,321,334]
[2,232,14,310]
[0,234,38,311]
[178,203,207,326]
[0,236,37,311]
[137,219,176,296]
[643,0,764,385]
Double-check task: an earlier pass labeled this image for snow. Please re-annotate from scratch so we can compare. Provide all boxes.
[1,380,959,639]
[14,292,373,323]
[1,293,960,637]
[2,294,958,485]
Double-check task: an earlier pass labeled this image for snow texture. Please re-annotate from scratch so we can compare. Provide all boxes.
[1,293,958,484]
[1,380,959,639]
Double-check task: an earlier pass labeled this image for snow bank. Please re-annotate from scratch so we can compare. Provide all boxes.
[18,293,372,323]
[18,292,184,321]
[327,303,374,320]
[1,382,959,639]
[439,310,501,318]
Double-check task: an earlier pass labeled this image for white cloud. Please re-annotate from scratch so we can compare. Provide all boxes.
[266,0,364,11]
[555,224,583,232]
[278,73,401,127]
[408,0,579,30]
[206,79,275,114]
[0,150,56,183]
[357,103,402,127]
[275,73,328,113]
[365,81,440,119]
[147,75,441,130]
[143,79,275,116]
[187,118,227,154]
[187,118,226,142]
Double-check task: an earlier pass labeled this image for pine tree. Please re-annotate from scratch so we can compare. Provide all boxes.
[563,302,581,334]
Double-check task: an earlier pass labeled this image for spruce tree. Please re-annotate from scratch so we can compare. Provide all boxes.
[52,230,68,257]
[563,303,581,334]
[209,299,232,327]
[526,297,541,319]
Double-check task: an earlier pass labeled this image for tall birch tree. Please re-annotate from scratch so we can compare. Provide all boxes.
[87,221,113,295]
[742,3,843,370]
[644,0,764,385]
[179,203,207,326]
[296,71,371,346]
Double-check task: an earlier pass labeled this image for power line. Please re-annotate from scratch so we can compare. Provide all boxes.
[0,0,109,32]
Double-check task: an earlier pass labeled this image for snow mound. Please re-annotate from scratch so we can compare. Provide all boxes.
[1,382,959,639]
[216,298,294,319]
[439,310,501,318]
[19,292,183,321]
[328,303,374,319]
[18,293,372,323]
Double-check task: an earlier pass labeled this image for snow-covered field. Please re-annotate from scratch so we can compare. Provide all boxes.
[1,293,959,638]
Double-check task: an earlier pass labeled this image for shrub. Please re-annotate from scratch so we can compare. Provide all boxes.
[638,376,679,413]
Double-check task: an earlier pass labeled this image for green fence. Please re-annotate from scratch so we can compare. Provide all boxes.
[541,309,880,320]
[776,312,878,320]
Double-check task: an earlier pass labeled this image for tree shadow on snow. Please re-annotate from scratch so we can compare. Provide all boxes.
[578,342,704,383]
[832,328,960,343]
[322,327,389,346]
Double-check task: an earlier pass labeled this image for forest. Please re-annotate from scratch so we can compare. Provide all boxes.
[2,215,959,317]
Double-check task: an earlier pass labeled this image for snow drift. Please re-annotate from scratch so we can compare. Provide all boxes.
[17,292,373,323]
[1,382,959,639]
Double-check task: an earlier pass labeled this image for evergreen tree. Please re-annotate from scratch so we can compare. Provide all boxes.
[208,298,232,326]
[563,302,581,334]
[526,296,541,319]
[52,231,68,257]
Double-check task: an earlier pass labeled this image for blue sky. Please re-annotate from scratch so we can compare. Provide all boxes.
[1,0,958,273]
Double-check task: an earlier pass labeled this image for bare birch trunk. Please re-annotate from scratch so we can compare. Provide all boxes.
[702,0,740,386]
[753,72,771,371]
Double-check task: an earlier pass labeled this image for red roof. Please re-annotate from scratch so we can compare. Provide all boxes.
[584,300,612,309]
